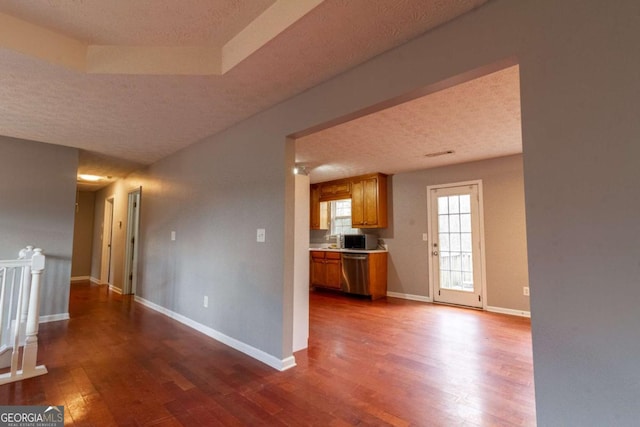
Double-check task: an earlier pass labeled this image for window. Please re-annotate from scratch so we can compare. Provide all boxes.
[330,199,358,235]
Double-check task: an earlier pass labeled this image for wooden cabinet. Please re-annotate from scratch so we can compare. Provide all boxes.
[367,252,388,300]
[310,184,328,229]
[310,172,388,229]
[310,250,388,299]
[351,173,387,228]
[319,181,351,201]
[310,251,342,289]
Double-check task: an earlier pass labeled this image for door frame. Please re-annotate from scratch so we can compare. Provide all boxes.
[100,196,115,286]
[426,179,487,309]
[123,187,142,295]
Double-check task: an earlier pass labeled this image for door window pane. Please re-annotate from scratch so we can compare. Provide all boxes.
[460,213,471,232]
[450,233,461,252]
[440,252,450,270]
[439,234,450,251]
[439,215,449,232]
[448,196,459,214]
[461,233,472,252]
[449,215,460,232]
[438,197,448,215]
[459,195,471,213]
[436,193,475,293]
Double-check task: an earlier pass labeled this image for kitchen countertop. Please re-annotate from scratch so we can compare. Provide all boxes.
[309,247,388,253]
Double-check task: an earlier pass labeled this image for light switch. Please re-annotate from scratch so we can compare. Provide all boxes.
[171,231,176,241]
[422,233,428,241]
[257,228,266,242]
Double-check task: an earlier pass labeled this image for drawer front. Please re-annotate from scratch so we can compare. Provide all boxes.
[325,251,341,260]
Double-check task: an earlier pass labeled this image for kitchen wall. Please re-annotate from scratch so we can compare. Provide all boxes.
[0,135,78,319]
[381,155,529,312]
[71,191,95,278]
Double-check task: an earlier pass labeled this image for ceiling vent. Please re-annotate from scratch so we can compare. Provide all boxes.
[424,150,455,158]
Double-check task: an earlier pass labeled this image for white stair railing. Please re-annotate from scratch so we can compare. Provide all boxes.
[0,246,47,385]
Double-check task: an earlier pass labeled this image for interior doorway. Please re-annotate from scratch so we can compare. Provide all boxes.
[100,197,115,286]
[124,188,141,295]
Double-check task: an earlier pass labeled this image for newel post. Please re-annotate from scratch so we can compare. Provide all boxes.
[21,248,45,374]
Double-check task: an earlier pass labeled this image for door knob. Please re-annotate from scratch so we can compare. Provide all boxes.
[432,250,439,256]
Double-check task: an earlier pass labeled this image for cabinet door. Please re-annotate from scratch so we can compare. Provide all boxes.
[310,252,326,286]
[319,181,351,201]
[351,177,378,227]
[324,252,342,289]
[363,177,379,226]
[310,185,328,229]
[368,252,388,300]
[351,179,365,226]
[310,185,320,228]
[351,174,387,228]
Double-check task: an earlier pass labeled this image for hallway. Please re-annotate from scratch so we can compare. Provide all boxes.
[0,283,535,426]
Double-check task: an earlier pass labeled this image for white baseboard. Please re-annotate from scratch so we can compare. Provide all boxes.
[71,276,103,285]
[387,291,432,303]
[40,313,70,323]
[387,293,531,318]
[134,296,296,372]
[109,285,122,294]
[487,306,531,318]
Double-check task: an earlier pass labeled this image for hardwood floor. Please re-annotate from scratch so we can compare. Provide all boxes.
[0,283,536,426]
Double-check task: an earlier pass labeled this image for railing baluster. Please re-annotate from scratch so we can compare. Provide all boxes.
[0,246,48,385]
[0,267,6,346]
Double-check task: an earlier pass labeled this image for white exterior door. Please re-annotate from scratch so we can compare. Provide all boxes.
[428,182,485,308]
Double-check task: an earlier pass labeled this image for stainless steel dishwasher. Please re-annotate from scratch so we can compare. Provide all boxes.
[341,253,369,295]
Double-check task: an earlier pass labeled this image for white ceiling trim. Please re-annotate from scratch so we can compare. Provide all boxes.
[0,0,323,76]
[0,12,85,71]
[222,0,323,74]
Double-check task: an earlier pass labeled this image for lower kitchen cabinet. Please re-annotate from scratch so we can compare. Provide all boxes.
[310,251,342,289]
[366,252,388,300]
[310,250,388,299]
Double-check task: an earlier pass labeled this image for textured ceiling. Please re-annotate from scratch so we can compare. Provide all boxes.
[0,0,489,190]
[296,65,522,183]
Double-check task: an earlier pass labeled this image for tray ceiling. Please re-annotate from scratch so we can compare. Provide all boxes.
[0,0,490,190]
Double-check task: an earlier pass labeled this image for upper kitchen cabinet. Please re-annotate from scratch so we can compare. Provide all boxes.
[310,184,328,230]
[351,173,388,228]
[318,181,351,201]
[310,173,388,229]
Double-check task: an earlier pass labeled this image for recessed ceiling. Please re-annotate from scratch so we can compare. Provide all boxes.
[0,0,489,189]
[295,65,522,183]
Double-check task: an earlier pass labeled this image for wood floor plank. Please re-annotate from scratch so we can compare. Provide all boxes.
[0,282,536,425]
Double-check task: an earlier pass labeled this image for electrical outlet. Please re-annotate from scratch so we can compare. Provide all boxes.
[523,287,530,296]
[203,296,208,308]
[257,228,266,242]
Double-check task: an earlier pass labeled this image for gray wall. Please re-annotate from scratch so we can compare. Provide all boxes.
[71,191,95,277]
[0,136,78,318]
[97,125,290,359]
[85,1,639,423]
[382,155,529,312]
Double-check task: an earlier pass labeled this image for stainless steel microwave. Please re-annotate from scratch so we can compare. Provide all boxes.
[343,234,378,250]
